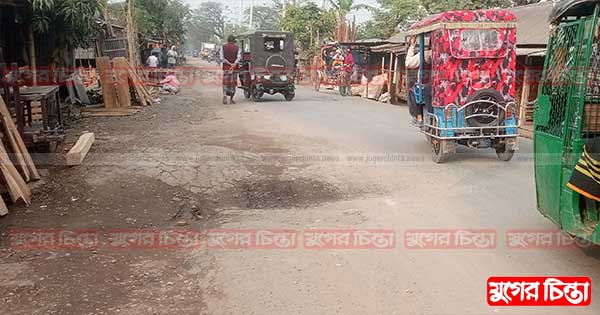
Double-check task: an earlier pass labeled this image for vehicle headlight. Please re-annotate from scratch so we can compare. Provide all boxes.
[263,75,271,80]
[280,75,288,81]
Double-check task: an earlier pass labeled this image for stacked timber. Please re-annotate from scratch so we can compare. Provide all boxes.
[94,56,153,116]
[0,97,40,216]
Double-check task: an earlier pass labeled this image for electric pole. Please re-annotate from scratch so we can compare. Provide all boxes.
[249,0,254,29]
[240,0,243,27]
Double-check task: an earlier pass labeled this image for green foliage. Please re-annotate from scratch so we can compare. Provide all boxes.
[135,0,190,44]
[224,23,249,39]
[368,0,426,36]
[327,0,369,16]
[366,0,543,38]
[280,3,336,49]
[28,0,103,65]
[29,0,54,10]
[188,1,226,43]
[244,5,281,31]
[357,21,386,40]
[421,0,512,14]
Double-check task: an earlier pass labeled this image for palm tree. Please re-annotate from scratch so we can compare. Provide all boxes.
[327,0,369,21]
[327,0,369,41]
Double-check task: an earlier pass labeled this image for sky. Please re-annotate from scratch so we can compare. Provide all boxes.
[181,0,377,24]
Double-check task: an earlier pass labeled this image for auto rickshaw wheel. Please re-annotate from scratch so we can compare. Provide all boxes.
[284,91,295,101]
[431,138,448,164]
[495,143,515,162]
[465,89,505,127]
[340,84,352,97]
[251,86,263,102]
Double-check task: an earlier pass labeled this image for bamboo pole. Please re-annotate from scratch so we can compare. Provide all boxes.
[104,0,114,38]
[26,26,37,86]
[387,52,393,103]
[518,65,533,128]
[126,0,140,67]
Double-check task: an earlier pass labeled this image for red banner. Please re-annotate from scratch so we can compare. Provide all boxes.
[487,276,591,306]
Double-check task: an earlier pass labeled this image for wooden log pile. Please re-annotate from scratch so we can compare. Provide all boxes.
[335,16,357,43]
[0,96,40,216]
[96,56,153,114]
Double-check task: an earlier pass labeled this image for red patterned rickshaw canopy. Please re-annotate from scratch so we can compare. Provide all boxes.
[407,9,517,35]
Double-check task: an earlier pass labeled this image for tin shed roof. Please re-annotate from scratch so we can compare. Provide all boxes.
[508,1,554,46]
[388,32,407,44]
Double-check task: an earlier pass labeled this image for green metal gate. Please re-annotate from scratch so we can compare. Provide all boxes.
[534,12,598,234]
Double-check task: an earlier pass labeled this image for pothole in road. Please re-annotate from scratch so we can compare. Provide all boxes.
[190,177,344,215]
[236,178,342,209]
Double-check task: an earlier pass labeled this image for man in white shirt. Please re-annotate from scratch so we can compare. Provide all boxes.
[147,53,159,81]
[406,36,432,124]
[147,54,159,68]
[405,36,431,69]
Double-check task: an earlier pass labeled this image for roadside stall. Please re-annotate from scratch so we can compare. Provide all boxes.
[371,32,408,104]
[313,39,388,99]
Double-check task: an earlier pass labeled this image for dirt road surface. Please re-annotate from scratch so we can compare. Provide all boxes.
[1,59,599,314]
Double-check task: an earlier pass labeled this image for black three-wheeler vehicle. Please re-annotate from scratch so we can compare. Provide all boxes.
[238,31,296,102]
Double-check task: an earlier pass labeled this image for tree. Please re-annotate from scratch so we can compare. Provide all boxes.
[327,0,369,21]
[357,21,386,40]
[368,0,426,36]
[244,5,280,30]
[421,0,512,13]
[367,0,542,38]
[224,23,249,40]
[28,0,103,65]
[280,3,336,49]
[134,0,190,45]
[188,1,226,43]
[327,0,369,41]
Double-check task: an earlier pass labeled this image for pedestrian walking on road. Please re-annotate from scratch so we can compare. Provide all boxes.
[220,35,241,105]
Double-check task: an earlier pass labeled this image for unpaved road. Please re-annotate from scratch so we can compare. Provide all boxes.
[1,59,599,315]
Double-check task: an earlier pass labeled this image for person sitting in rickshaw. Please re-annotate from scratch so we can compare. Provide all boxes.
[332,49,344,71]
[406,36,432,124]
[323,50,334,77]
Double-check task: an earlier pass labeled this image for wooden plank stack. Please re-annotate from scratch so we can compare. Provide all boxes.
[0,96,40,216]
[95,56,153,113]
